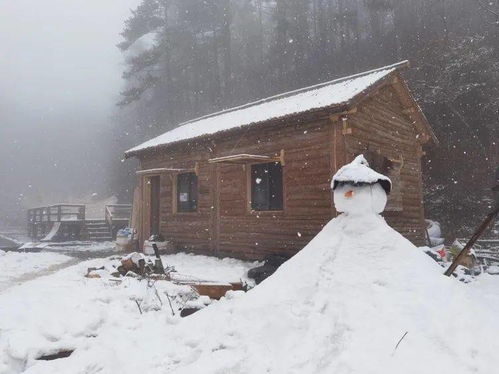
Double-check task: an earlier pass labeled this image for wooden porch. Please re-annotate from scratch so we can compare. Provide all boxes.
[27,204,132,242]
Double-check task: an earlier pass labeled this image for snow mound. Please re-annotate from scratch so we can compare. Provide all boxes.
[36,205,497,372]
[125,157,491,373]
[426,219,445,246]
[139,213,492,374]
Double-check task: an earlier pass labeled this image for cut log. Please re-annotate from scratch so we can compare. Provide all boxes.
[192,282,244,300]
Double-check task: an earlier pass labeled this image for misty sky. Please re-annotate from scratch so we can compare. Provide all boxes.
[0,0,138,220]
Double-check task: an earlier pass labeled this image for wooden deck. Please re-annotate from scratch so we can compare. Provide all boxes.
[27,204,131,241]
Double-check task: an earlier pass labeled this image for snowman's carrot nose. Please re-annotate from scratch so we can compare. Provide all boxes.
[344,190,354,198]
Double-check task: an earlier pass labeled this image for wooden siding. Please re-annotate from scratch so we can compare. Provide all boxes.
[345,84,426,244]
[139,117,334,260]
[135,83,428,260]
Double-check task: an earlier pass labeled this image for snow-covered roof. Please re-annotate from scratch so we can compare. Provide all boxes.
[126,61,409,157]
[332,155,392,194]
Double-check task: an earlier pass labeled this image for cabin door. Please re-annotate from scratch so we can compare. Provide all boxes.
[149,176,161,236]
[143,175,161,241]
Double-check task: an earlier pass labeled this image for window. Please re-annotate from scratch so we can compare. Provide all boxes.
[251,162,283,211]
[176,172,198,212]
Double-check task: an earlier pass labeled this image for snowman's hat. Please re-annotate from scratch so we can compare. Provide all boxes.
[332,154,392,194]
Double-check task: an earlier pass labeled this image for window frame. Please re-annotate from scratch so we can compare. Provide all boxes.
[247,161,285,213]
[173,172,199,214]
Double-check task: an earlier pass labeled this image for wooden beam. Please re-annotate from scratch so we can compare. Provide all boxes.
[329,107,357,121]
[278,149,286,166]
[341,116,353,135]
[136,167,194,175]
[209,151,284,165]
[209,154,272,164]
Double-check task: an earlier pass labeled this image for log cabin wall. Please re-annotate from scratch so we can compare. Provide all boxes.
[138,114,334,260]
[345,84,426,244]
[136,85,428,259]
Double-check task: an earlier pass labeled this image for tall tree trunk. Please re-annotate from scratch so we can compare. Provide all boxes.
[222,0,232,106]
[274,0,288,88]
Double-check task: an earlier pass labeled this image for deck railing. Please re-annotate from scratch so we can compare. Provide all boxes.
[27,204,132,240]
[27,204,86,239]
[27,204,86,224]
[105,204,132,228]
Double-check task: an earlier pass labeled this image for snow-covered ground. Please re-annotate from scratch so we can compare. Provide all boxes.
[163,252,260,283]
[0,225,31,244]
[19,241,115,254]
[2,220,499,374]
[0,252,259,374]
[0,250,73,291]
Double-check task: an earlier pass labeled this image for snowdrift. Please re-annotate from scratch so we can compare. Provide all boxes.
[145,214,496,374]
[33,214,498,374]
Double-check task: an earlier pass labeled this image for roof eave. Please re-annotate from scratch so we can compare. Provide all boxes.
[123,103,353,159]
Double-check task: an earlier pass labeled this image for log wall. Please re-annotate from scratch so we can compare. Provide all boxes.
[139,116,334,260]
[346,84,426,244]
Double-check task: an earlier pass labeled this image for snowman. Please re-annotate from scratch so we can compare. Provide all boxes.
[332,154,391,216]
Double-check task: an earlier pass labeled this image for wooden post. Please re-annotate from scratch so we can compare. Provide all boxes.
[57,206,62,222]
[444,204,499,277]
[27,210,32,239]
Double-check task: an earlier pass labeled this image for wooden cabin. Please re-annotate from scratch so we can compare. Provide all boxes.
[125,61,437,260]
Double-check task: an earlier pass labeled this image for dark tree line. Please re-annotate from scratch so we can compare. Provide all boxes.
[110,0,499,238]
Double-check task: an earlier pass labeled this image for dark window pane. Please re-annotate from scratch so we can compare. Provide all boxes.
[268,163,283,210]
[251,162,283,211]
[177,172,198,212]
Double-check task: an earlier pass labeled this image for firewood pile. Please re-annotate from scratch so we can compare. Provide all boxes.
[115,252,172,279]
[85,252,173,280]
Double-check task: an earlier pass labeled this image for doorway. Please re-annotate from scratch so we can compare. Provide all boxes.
[149,175,160,236]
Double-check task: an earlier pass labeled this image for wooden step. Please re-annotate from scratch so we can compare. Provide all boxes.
[85,220,112,241]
